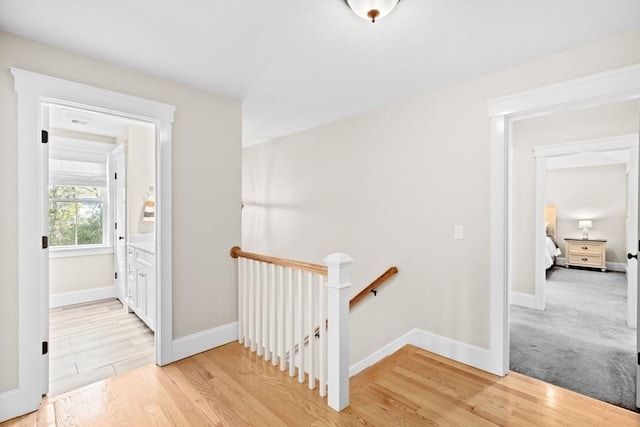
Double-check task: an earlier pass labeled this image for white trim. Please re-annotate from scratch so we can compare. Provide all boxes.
[49,245,113,258]
[489,115,510,376]
[487,64,640,378]
[487,64,640,118]
[533,135,638,319]
[349,329,414,377]
[510,291,540,310]
[49,286,115,308]
[534,134,639,158]
[554,260,626,273]
[11,68,175,123]
[349,328,494,377]
[156,119,173,366]
[172,322,239,362]
[628,144,639,329]
[533,156,547,311]
[607,262,627,273]
[5,67,175,422]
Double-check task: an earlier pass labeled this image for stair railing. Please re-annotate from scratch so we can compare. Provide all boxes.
[230,246,398,412]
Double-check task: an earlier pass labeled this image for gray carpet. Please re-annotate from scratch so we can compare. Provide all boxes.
[510,266,637,411]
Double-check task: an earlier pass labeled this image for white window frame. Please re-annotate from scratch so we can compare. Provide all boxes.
[48,137,115,258]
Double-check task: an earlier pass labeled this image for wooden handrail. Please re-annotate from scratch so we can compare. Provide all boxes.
[289,266,399,357]
[349,266,398,309]
[230,246,328,276]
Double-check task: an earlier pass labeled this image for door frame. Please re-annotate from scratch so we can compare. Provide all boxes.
[111,143,127,304]
[486,63,640,376]
[5,68,175,420]
[507,134,639,313]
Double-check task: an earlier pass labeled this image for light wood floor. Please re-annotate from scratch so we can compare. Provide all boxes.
[5,343,639,426]
[48,298,155,396]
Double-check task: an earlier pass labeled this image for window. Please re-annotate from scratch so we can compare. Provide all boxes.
[48,142,111,250]
[49,185,105,246]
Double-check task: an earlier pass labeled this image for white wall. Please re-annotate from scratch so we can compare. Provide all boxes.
[547,164,627,263]
[49,254,114,294]
[511,100,639,294]
[242,30,640,365]
[119,124,155,236]
[0,31,241,392]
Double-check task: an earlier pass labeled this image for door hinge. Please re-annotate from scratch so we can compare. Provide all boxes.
[115,272,118,279]
[115,222,117,230]
[41,130,48,144]
[42,341,48,355]
[114,172,117,180]
[42,236,48,249]
[638,352,640,366]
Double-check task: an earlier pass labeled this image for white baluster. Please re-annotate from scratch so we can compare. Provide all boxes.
[248,259,255,351]
[263,262,270,362]
[256,260,263,354]
[307,272,315,389]
[244,258,250,347]
[279,265,286,371]
[238,257,244,344]
[288,267,295,377]
[270,263,277,366]
[297,269,304,383]
[318,274,327,397]
[325,253,353,411]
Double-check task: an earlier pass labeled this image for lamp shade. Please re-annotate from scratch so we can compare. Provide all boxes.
[578,220,593,230]
[346,0,400,22]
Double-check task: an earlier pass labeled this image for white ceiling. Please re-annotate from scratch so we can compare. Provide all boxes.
[1,0,639,146]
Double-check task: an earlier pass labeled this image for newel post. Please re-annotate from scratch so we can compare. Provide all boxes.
[324,252,353,411]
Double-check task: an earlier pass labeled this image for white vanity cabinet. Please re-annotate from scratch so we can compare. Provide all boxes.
[126,243,155,331]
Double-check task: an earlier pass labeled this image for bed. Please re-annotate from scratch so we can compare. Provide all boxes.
[544,204,561,269]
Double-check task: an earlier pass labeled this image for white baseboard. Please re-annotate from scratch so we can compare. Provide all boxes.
[349,329,415,377]
[510,291,538,309]
[49,286,115,308]
[172,321,238,362]
[556,257,626,272]
[606,261,626,272]
[349,328,494,377]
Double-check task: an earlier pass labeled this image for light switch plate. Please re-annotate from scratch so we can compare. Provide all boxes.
[454,225,464,240]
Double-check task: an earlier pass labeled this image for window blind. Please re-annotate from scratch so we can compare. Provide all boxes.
[49,148,108,187]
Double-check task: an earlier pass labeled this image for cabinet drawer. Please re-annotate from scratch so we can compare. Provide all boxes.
[135,249,154,267]
[568,253,602,267]
[567,242,601,254]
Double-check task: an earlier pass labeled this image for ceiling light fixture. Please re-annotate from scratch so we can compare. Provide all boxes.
[345,0,400,23]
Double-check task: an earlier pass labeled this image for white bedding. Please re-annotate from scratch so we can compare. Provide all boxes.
[545,235,561,269]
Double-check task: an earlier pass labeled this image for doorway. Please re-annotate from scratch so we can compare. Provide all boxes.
[7,68,174,420]
[486,64,640,407]
[509,134,638,409]
[46,105,157,395]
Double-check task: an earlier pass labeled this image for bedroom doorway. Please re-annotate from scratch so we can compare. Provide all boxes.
[488,63,640,412]
[509,132,639,410]
[533,136,638,324]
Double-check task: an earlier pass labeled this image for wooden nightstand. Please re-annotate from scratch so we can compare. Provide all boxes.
[564,238,607,272]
